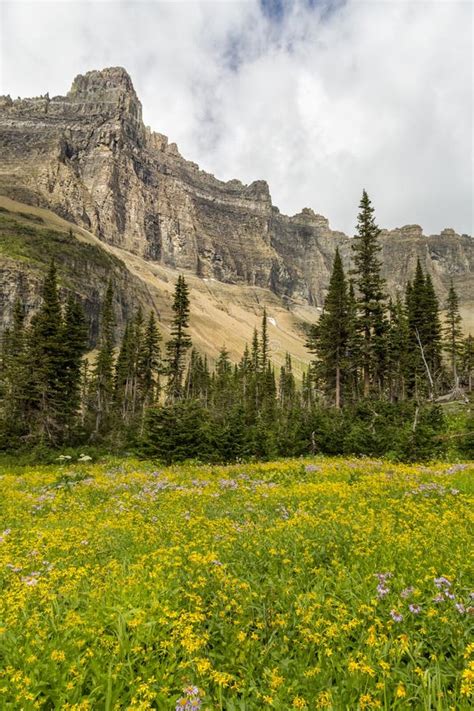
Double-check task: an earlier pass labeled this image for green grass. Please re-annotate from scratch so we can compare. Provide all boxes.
[0,209,124,276]
[0,456,473,709]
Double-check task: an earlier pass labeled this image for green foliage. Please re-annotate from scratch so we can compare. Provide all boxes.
[444,280,463,385]
[0,210,122,273]
[141,400,211,464]
[166,275,192,401]
[1,195,471,463]
[307,248,349,407]
[351,190,386,396]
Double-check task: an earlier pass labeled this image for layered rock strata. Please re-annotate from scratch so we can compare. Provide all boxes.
[0,67,472,312]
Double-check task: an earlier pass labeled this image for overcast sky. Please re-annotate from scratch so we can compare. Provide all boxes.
[1,0,472,235]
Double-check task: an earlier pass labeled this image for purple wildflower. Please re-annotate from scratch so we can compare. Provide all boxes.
[409,604,421,614]
[390,609,403,623]
[175,686,202,711]
[401,587,414,599]
[433,593,445,603]
[375,572,392,583]
[377,583,390,598]
[455,603,466,615]
[434,576,451,589]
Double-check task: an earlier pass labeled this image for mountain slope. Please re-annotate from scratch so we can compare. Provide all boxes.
[0,196,317,375]
[0,66,472,314]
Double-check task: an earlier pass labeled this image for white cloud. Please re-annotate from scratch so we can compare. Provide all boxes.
[0,0,472,235]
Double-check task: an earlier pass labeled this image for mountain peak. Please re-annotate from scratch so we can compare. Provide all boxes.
[68,67,141,109]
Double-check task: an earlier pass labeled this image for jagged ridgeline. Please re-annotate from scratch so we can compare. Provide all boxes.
[0,66,473,353]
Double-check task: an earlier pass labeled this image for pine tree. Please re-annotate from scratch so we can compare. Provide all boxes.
[114,320,134,418]
[261,309,269,370]
[166,276,192,401]
[28,261,65,444]
[351,190,386,396]
[138,312,162,409]
[91,281,115,435]
[386,297,409,402]
[444,281,463,386]
[251,328,260,373]
[345,280,362,402]
[406,261,442,399]
[307,248,349,408]
[61,295,87,437]
[279,353,296,408]
[461,334,473,392]
[0,299,29,445]
[185,349,210,403]
[423,273,443,387]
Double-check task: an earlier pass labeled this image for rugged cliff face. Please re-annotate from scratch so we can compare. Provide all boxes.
[0,66,472,319]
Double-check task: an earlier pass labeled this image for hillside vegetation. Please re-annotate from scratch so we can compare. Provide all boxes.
[0,457,472,709]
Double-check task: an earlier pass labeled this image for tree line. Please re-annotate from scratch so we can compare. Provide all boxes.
[0,191,472,461]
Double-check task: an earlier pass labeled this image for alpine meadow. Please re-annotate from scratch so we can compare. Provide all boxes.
[0,1,473,709]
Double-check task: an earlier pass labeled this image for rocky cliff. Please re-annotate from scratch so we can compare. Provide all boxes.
[0,66,472,320]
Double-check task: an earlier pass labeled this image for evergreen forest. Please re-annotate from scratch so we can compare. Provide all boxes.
[1,192,473,462]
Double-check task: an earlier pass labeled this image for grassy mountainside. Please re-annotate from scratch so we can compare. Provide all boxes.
[0,201,145,342]
[0,196,317,374]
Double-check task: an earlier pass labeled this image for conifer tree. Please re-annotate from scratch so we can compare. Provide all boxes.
[114,320,134,418]
[386,297,409,402]
[251,328,260,373]
[138,312,162,409]
[166,275,192,401]
[28,261,65,443]
[261,309,269,370]
[91,281,115,435]
[307,248,349,408]
[461,334,473,392]
[279,353,296,408]
[345,280,362,402]
[406,261,442,398]
[185,349,210,403]
[61,295,87,436]
[351,190,386,396]
[0,299,29,444]
[423,273,443,385]
[444,281,463,386]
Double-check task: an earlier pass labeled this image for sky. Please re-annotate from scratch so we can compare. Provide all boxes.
[0,0,472,236]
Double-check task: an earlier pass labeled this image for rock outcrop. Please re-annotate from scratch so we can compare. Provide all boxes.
[0,66,472,314]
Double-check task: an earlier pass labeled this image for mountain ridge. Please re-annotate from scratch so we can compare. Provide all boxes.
[0,66,472,341]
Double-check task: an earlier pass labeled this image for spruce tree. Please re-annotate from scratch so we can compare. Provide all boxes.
[423,273,443,387]
[28,261,65,444]
[91,281,115,435]
[444,281,463,386]
[0,299,29,445]
[307,248,349,408]
[61,295,87,437]
[461,334,473,392]
[279,353,296,408]
[351,190,386,396]
[386,296,409,402]
[138,312,162,409]
[345,280,362,402]
[166,275,192,401]
[114,320,134,418]
[261,309,269,370]
[185,349,210,403]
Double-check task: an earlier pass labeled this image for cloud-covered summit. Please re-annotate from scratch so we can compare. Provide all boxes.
[1,0,472,235]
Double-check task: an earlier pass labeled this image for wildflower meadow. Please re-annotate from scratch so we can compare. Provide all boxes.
[0,457,473,709]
